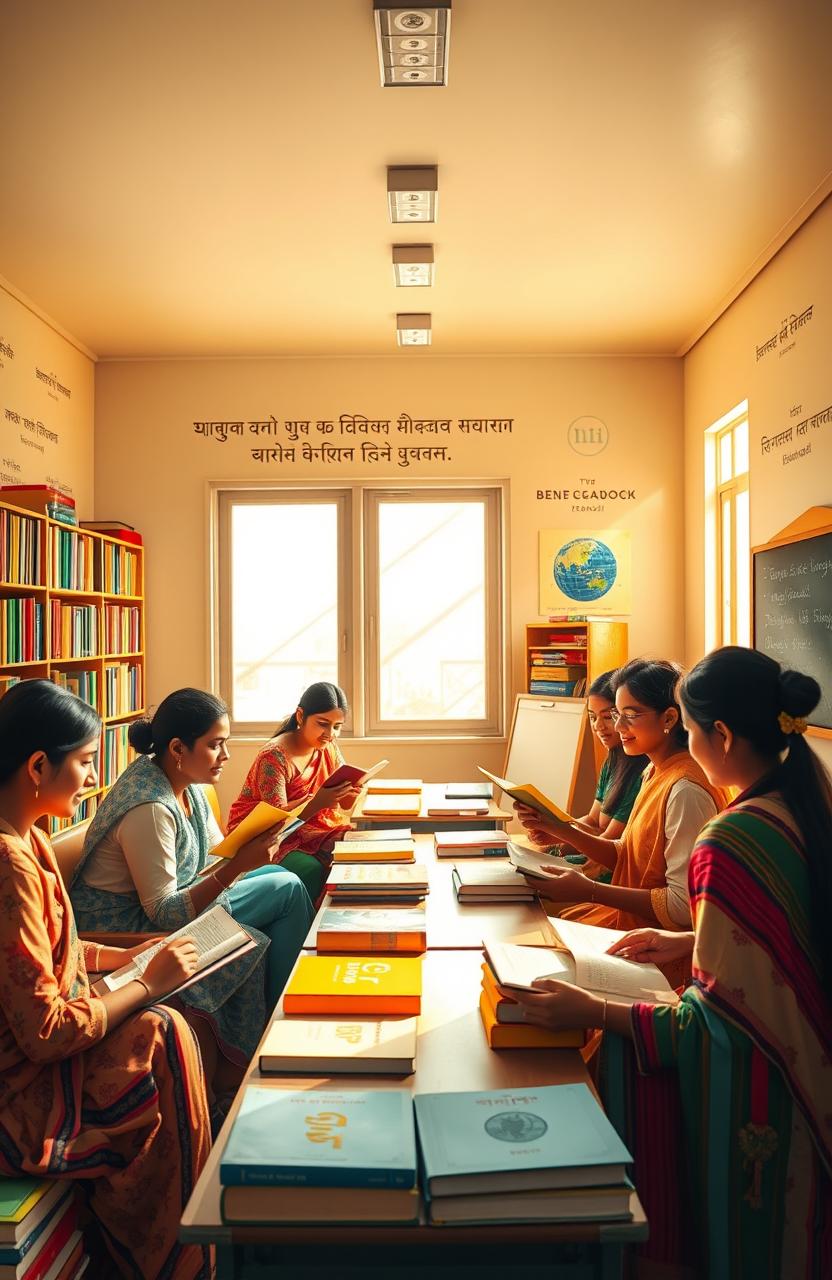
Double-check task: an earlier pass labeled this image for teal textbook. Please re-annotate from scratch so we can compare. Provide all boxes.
[220,1087,417,1188]
[414,1083,631,1195]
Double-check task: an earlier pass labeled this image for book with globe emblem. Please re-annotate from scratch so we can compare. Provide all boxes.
[413,1083,632,1224]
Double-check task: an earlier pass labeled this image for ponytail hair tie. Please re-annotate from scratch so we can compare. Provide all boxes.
[778,711,808,736]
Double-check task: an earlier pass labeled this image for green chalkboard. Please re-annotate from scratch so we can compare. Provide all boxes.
[753,528,832,731]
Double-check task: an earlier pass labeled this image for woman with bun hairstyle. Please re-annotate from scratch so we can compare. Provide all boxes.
[0,680,211,1279]
[504,648,832,1277]
[71,689,315,1073]
[227,682,360,900]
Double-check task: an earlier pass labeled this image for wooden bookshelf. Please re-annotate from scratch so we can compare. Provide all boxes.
[0,497,146,832]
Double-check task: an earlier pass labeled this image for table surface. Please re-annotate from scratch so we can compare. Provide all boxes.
[353,782,513,826]
[180,949,647,1247]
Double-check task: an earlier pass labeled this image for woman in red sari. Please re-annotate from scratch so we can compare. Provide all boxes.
[0,680,212,1280]
[227,682,359,899]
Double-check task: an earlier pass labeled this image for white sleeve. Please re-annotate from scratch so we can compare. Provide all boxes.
[662,781,718,926]
[115,803,195,920]
[203,804,224,850]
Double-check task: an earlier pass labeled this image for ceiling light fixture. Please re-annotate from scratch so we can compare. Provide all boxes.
[397,313,432,345]
[374,4,451,87]
[392,244,435,286]
[387,165,438,223]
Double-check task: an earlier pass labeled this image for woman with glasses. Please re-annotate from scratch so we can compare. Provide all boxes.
[516,658,727,974]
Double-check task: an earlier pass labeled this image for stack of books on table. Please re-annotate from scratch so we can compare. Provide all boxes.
[283,954,422,1015]
[451,863,534,903]
[325,863,429,903]
[313,905,427,953]
[259,1016,418,1075]
[414,1085,633,1225]
[425,796,490,817]
[331,834,416,864]
[220,1088,420,1225]
[478,960,583,1049]
[360,783,422,817]
[434,830,509,858]
[0,1178,87,1280]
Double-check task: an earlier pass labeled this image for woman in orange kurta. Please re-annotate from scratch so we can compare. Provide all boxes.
[0,680,212,1280]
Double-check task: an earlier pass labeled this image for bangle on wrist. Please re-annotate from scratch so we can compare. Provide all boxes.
[600,997,608,1032]
[134,976,151,1000]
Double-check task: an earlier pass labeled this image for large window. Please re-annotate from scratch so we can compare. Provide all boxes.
[216,484,505,737]
[705,403,750,648]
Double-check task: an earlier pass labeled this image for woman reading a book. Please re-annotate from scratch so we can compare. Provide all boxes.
[70,689,315,1071]
[227,682,361,900]
[0,681,212,1280]
[504,647,832,1277]
[515,659,726,975]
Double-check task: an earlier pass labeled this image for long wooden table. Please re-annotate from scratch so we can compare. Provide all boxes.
[353,782,513,830]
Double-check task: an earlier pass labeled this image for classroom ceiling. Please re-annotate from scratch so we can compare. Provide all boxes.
[2,0,831,360]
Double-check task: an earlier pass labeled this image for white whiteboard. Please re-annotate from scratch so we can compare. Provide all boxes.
[504,695,594,813]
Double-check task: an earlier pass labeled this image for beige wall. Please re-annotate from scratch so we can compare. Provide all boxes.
[95,355,683,809]
[0,281,95,513]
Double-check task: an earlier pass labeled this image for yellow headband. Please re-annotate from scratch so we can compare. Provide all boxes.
[778,711,808,736]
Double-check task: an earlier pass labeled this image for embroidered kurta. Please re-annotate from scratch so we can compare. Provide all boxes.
[0,825,211,1280]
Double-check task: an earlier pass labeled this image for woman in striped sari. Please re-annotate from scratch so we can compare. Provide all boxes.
[504,647,832,1278]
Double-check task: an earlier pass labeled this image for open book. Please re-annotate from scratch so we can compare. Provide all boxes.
[483,918,678,1006]
[210,800,305,860]
[506,841,571,878]
[95,904,256,1001]
[477,768,574,827]
[324,758,390,789]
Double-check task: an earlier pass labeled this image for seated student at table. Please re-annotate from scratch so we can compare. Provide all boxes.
[516,658,728,948]
[71,689,315,1078]
[505,647,832,1279]
[227,681,359,900]
[0,680,211,1280]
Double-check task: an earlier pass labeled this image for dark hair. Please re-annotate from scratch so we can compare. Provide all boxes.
[0,680,101,785]
[681,645,832,986]
[275,682,348,736]
[588,668,649,815]
[612,657,687,749]
[128,688,227,756]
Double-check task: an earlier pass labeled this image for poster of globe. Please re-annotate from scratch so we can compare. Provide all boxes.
[538,529,631,615]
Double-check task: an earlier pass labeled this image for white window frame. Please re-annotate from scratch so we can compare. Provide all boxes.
[704,402,750,649]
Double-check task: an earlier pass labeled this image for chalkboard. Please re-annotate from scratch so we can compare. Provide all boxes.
[503,695,597,816]
[753,528,832,730]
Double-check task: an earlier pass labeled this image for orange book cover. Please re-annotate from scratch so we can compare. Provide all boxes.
[283,954,422,1015]
[478,990,583,1049]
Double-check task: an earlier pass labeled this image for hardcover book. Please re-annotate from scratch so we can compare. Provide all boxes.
[365,778,422,795]
[426,798,489,816]
[360,794,422,817]
[315,906,427,953]
[332,839,416,864]
[477,768,574,827]
[478,990,583,1050]
[325,863,429,898]
[433,830,509,857]
[324,759,390,789]
[283,954,422,1015]
[444,782,493,800]
[259,1016,417,1075]
[221,1184,420,1226]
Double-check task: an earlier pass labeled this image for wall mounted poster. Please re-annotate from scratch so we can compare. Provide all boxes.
[539,529,631,615]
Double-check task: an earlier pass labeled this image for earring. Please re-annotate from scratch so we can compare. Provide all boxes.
[663,728,670,735]
[176,757,182,772]
[34,785,39,799]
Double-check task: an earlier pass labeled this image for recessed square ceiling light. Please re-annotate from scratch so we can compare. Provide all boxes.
[396,313,432,345]
[392,244,435,286]
[387,166,438,223]
[374,4,451,86]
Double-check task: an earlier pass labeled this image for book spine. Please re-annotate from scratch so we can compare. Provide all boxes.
[219,1164,414,1189]
[317,932,426,952]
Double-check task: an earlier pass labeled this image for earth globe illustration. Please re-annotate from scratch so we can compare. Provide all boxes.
[553,537,617,602]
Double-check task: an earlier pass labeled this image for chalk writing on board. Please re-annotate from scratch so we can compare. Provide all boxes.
[755,304,814,362]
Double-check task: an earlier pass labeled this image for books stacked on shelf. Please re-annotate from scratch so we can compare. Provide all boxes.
[52,668,98,709]
[80,521,143,547]
[433,830,509,858]
[332,836,416,864]
[325,863,429,903]
[0,507,42,585]
[0,1177,85,1280]
[49,527,94,593]
[103,723,133,787]
[283,954,422,1015]
[45,500,77,527]
[0,486,74,516]
[444,782,493,800]
[219,1088,419,1225]
[365,778,421,795]
[0,598,44,663]
[530,677,587,696]
[50,793,97,835]
[101,542,140,596]
[360,793,422,817]
[451,864,534,903]
[313,905,427,954]
[426,797,489,816]
[259,1016,418,1075]
[104,661,143,717]
[414,1084,633,1224]
[103,604,140,655]
[49,603,96,659]
[478,961,583,1050]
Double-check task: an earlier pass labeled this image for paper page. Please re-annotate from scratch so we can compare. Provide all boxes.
[483,939,576,991]
[548,916,625,956]
[507,842,571,878]
[102,904,247,991]
[573,952,677,1004]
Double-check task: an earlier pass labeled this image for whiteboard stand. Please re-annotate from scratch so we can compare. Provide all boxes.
[503,694,597,820]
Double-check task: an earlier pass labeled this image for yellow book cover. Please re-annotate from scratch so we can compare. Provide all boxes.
[360,794,422,816]
[283,954,422,1014]
[477,768,574,826]
[332,840,416,864]
[211,801,305,859]
[478,991,583,1049]
[365,778,422,795]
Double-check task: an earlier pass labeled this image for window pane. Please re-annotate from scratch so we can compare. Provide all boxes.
[230,503,339,723]
[734,419,749,475]
[735,487,750,646]
[719,430,733,483]
[721,495,732,642]
[378,501,486,720]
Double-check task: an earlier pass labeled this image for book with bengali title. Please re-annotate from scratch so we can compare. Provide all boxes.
[283,954,422,1015]
[314,905,427,953]
[259,1016,417,1075]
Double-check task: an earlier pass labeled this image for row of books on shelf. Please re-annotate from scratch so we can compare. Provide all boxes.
[103,724,135,788]
[529,676,587,696]
[104,661,143,716]
[0,508,42,586]
[52,668,98,706]
[0,598,43,663]
[103,604,140,654]
[50,528,95,593]
[0,1178,88,1280]
[101,542,140,596]
[50,793,98,835]
[49,603,96,659]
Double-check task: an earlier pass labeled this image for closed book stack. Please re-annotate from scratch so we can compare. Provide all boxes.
[259,1017,417,1075]
[426,798,489,817]
[331,837,416,864]
[478,962,583,1049]
[365,778,422,795]
[0,1178,86,1280]
[283,954,422,1015]
[0,486,74,516]
[414,1084,633,1224]
[325,863,429,903]
[360,794,422,817]
[451,864,534,903]
[434,830,509,858]
[220,1087,420,1224]
[314,906,427,953]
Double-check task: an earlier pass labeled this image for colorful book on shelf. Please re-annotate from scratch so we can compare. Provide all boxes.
[331,838,416,864]
[477,768,574,827]
[220,1086,417,1188]
[210,801,305,859]
[365,778,422,795]
[325,863,429,900]
[324,759,390,789]
[413,1083,631,1196]
[359,794,422,817]
[314,905,427,953]
[283,954,422,1015]
[478,989,583,1050]
[221,1182,420,1226]
[0,486,75,514]
[433,829,509,857]
[529,680,577,696]
[451,864,534,902]
[259,1016,418,1075]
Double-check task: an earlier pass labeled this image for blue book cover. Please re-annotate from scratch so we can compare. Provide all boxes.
[414,1084,632,1192]
[220,1087,417,1189]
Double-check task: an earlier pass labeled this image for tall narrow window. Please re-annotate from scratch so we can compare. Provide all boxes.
[707,407,750,647]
